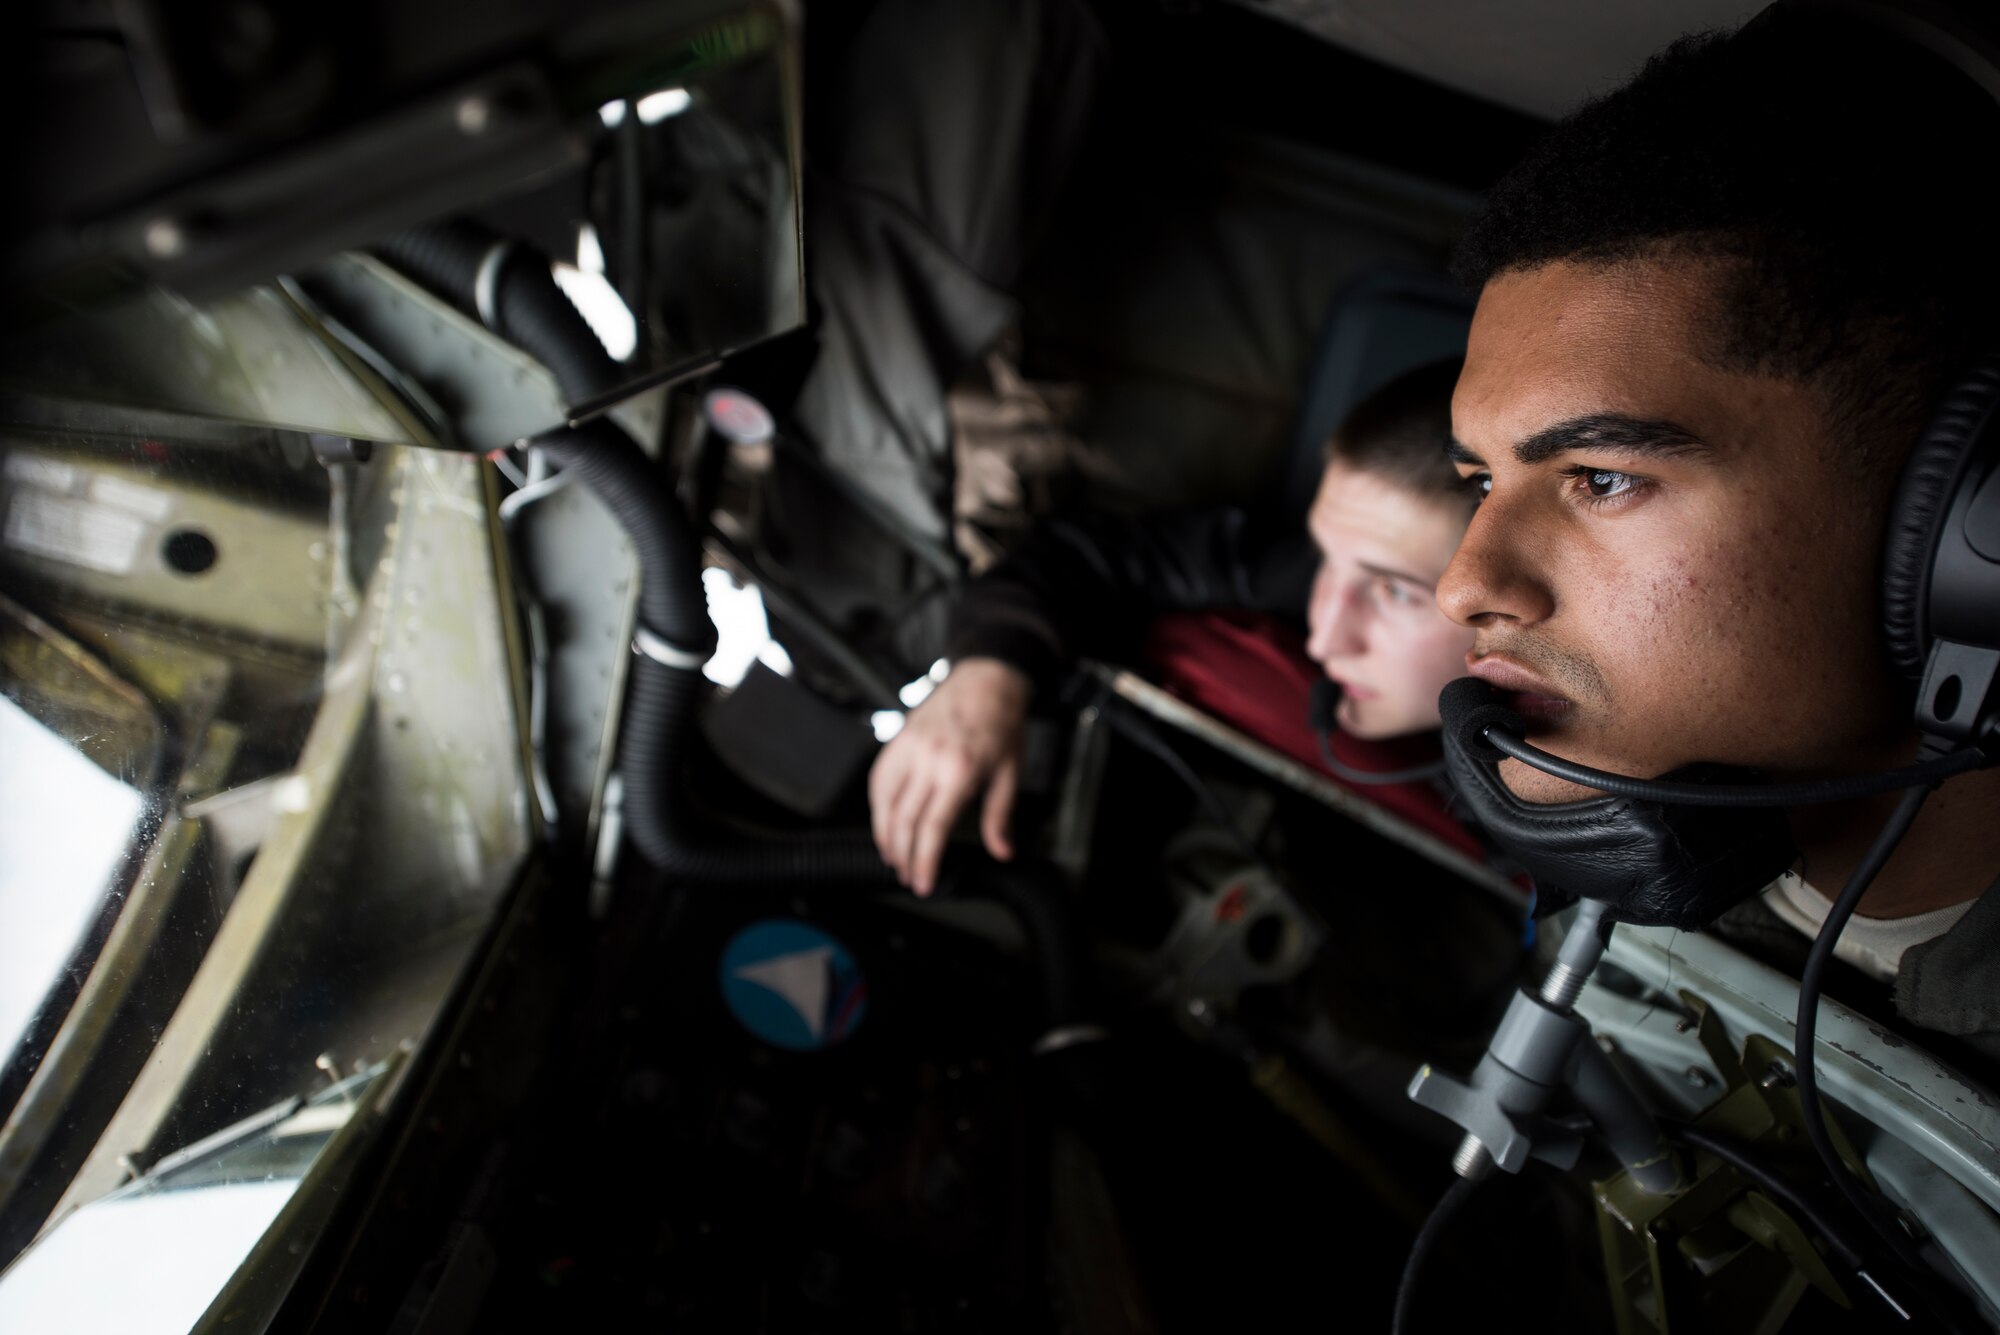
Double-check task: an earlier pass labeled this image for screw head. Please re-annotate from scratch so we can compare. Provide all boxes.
[456,95,493,135]
[1684,1066,1714,1090]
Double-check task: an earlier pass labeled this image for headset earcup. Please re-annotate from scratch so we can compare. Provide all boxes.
[1881,357,2000,677]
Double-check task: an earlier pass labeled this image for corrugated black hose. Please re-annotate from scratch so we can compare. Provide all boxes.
[379,219,898,883]
[374,223,1095,1058]
[376,221,626,407]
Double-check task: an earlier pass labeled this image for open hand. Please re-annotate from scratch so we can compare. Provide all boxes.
[867,657,1031,895]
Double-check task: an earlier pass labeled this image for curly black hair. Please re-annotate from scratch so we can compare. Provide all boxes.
[1453,10,2000,475]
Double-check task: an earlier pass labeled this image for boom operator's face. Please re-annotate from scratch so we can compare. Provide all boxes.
[1305,460,1475,741]
[1437,256,1909,803]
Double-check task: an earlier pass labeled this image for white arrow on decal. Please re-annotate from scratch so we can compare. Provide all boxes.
[732,945,835,1041]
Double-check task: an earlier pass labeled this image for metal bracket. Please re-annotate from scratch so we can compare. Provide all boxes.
[1406,987,1594,1174]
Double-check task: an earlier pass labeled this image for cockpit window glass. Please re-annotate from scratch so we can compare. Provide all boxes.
[0,694,146,1062]
[0,409,531,1302]
[0,0,805,1315]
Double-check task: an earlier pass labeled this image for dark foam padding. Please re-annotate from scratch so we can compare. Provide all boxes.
[1439,679,1796,928]
[1438,675,1524,765]
[1881,356,2000,676]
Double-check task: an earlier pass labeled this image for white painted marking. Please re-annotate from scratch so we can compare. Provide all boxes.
[732,946,834,1041]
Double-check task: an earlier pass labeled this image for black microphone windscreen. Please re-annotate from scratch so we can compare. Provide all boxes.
[1437,677,1522,764]
[1308,678,1342,733]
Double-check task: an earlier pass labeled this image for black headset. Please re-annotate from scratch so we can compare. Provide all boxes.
[1818,0,2000,752]
[1884,357,2000,748]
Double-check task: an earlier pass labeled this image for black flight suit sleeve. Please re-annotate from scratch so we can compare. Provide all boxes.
[946,507,1319,695]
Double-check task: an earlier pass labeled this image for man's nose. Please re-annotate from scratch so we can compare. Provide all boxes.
[1307,582,1367,662]
[1435,499,1555,629]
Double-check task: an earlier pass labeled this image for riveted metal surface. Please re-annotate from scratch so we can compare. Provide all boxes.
[1582,925,2000,1215]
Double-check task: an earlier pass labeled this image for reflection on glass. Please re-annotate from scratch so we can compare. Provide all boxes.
[0,1181,298,1335]
[554,259,640,363]
[702,566,794,688]
[635,87,694,125]
[0,286,416,447]
[0,1069,375,1334]
[0,695,145,1060]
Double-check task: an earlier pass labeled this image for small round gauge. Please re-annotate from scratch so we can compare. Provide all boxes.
[702,387,776,446]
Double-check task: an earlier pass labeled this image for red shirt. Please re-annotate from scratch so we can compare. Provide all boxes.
[1140,609,1490,865]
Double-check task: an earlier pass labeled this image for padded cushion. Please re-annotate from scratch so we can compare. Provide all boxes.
[1438,680,1797,929]
[1882,357,2000,676]
[1273,268,1472,523]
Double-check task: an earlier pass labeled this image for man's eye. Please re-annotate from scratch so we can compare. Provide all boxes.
[1463,473,1493,501]
[1564,466,1645,505]
[1376,578,1413,606]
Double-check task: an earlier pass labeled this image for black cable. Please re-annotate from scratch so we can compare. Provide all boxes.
[1660,1122,1882,1287]
[1666,1115,1981,1333]
[614,106,646,330]
[1392,1173,1482,1335]
[1793,783,1945,1286]
[1315,728,1448,785]
[1482,727,1980,806]
[1100,701,1258,859]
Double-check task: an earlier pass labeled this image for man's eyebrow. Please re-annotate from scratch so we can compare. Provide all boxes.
[1359,560,1436,591]
[1445,438,1482,465]
[1514,414,1710,464]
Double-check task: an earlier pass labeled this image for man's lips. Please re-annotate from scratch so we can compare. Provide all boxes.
[1327,675,1379,701]
[1465,654,1573,721]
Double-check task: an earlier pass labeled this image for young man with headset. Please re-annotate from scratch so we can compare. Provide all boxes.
[866,360,1484,898]
[1436,8,2000,1078]
[1373,12,2000,1330]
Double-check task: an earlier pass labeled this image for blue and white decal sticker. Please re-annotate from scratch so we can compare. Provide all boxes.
[719,919,868,1051]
